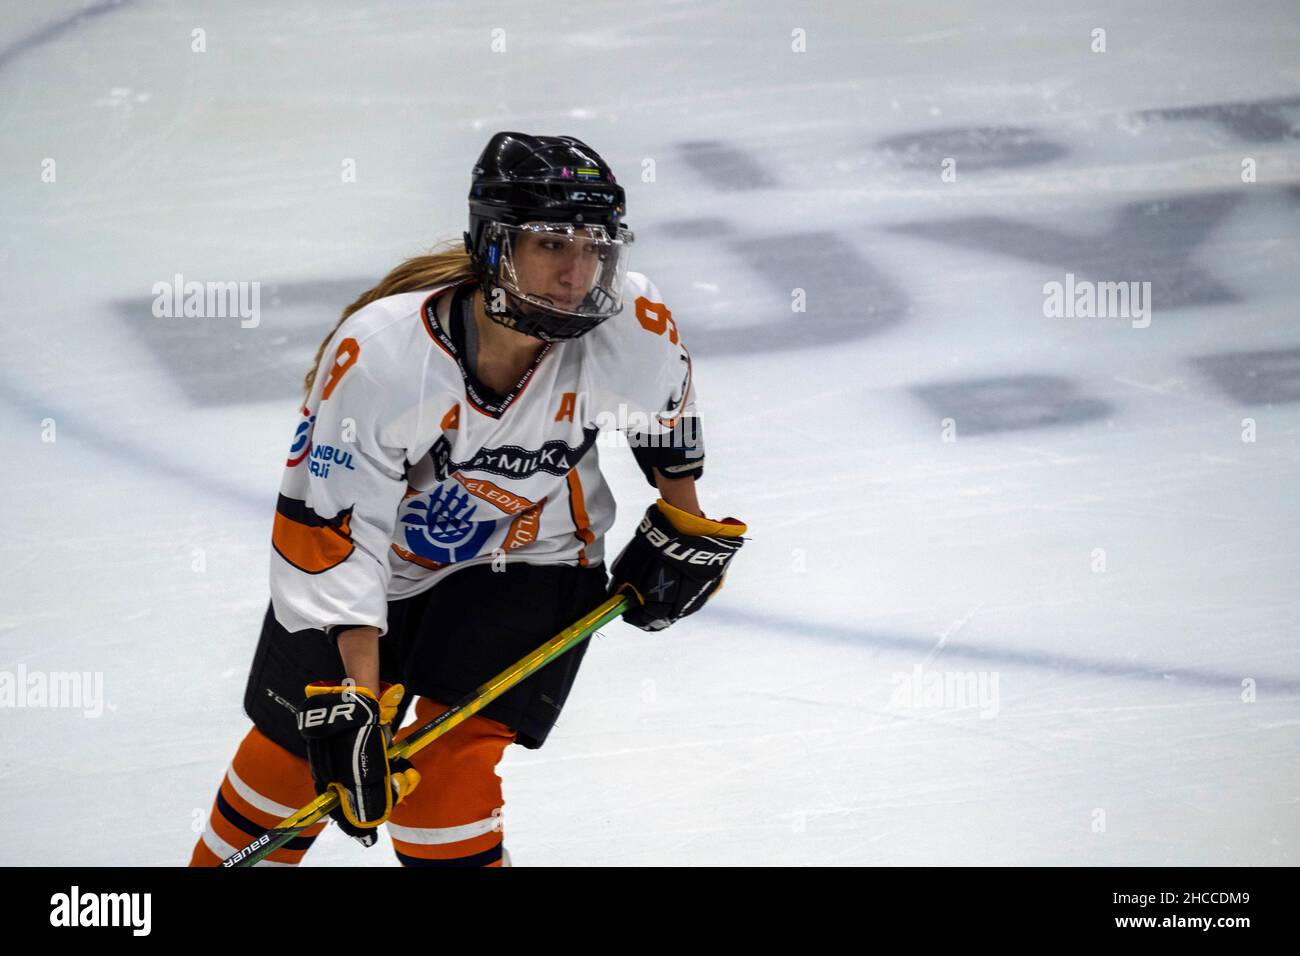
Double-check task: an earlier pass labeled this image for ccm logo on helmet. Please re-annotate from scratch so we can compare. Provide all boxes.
[639,516,732,566]
[297,702,357,729]
[569,190,616,203]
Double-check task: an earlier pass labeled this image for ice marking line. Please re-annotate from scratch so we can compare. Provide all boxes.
[6,384,1295,697]
[0,380,269,519]
[0,0,135,74]
[925,602,984,665]
[712,606,1300,695]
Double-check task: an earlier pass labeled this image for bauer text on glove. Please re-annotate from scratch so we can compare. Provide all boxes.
[608,499,747,632]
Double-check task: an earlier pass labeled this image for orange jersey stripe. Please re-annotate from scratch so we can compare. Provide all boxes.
[566,468,594,566]
[271,496,354,574]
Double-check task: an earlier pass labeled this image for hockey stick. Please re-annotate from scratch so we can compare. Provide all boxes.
[220,592,630,867]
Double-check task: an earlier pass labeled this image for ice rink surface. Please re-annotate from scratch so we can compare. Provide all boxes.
[1,1,1297,865]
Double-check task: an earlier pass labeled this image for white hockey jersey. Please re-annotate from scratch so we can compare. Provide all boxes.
[269,271,702,637]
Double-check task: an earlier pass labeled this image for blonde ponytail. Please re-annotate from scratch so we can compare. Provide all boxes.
[303,239,479,399]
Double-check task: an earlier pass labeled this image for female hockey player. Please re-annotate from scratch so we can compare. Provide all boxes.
[188,132,747,867]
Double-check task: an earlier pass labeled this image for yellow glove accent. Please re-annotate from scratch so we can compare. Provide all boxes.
[304,682,375,699]
[392,768,422,804]
[304,682,406,725]
[655,498,748,537]
[376,683,405,725]
[330,764,421,829]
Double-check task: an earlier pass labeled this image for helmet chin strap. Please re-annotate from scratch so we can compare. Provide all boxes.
[478,279,564,341]
[475,263,612,342]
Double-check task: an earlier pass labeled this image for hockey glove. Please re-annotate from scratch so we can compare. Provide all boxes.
[297,680,420,847]
[609,499,747,632]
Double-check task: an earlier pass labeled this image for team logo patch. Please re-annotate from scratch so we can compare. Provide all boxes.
[398,483,498,564]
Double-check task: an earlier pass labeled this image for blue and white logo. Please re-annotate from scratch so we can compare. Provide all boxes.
[287,409,315,467]
[399,484,497,564]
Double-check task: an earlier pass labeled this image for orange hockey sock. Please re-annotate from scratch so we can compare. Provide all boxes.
[387,696,517,867]
[187,725,327,867]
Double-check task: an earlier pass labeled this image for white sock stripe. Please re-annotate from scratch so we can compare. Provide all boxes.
[201,824,293,867]
[226,765,298,818]
[387,814,501,846]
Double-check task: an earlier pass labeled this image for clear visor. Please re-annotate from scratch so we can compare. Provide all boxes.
[486,221,634,320]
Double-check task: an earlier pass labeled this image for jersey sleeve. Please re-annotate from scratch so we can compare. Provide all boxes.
[605,273,706,488]
[269,336,411,637]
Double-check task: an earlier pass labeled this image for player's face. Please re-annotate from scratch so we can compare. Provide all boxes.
[512,228,603,311]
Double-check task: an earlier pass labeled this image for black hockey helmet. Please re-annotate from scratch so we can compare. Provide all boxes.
[464,132,634,341]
